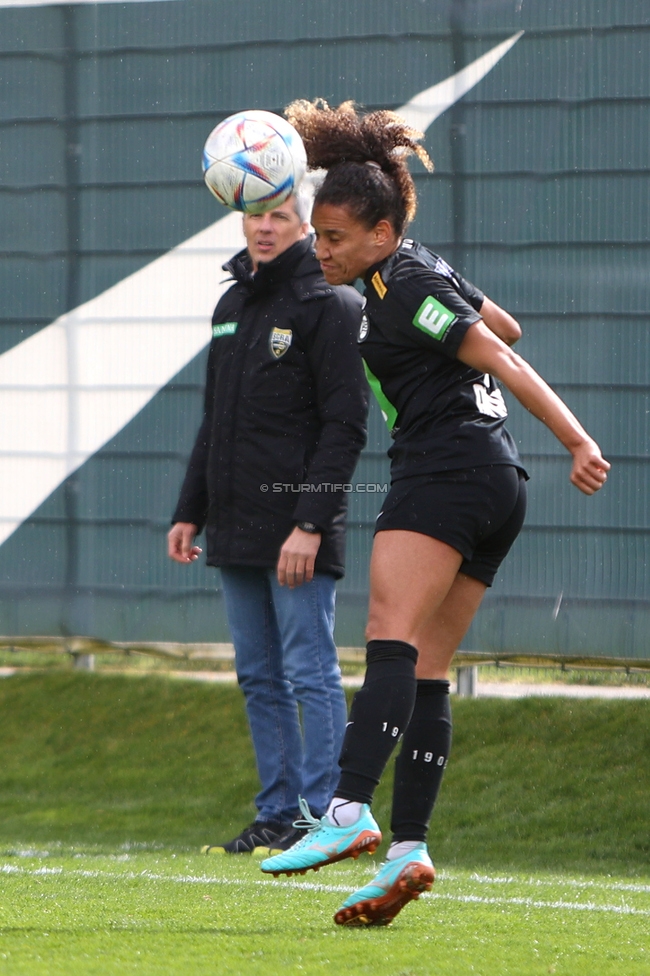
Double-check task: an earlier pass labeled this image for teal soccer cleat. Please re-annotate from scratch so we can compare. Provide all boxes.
[260,797,382,877]
[334,843,435,926]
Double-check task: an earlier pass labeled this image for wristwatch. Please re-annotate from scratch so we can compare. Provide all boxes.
[295,520,321,534]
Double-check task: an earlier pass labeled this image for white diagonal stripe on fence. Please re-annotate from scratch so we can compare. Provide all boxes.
[0,33,522,548]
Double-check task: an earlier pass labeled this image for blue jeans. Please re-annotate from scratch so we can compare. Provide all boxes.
[220,566,347,825]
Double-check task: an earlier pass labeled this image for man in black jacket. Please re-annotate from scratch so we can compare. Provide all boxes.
[168,186,368,854]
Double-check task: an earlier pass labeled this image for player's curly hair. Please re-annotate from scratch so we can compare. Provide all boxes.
[285,99,433,235]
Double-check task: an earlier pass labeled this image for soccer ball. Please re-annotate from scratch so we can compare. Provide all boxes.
[202,110,307,214]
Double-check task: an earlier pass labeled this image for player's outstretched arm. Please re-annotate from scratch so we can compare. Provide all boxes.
[479,296,522,346]
[168,522,202,563]
[457,321,610,495]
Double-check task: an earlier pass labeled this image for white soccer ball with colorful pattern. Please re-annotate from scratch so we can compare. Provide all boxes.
[202,110,307,214]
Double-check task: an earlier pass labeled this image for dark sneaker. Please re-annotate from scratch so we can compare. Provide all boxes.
[263,824,309,855]
[201,820,287,855]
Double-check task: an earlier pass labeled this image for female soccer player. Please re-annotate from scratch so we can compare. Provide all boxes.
[261,100,610,926]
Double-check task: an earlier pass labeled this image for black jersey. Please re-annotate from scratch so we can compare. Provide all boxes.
[360,239,525,481]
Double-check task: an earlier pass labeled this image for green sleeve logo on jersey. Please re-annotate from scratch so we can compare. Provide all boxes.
[212,321,238,338]
[412,296,457,340]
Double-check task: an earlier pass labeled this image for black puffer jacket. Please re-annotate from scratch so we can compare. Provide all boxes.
[172,236,368,578]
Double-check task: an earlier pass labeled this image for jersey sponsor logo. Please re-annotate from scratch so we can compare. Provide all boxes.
[359,313,369,342]
[371,271,388,299]
[212,321,238,338]
[412,295,457,339]
[269,327,293,359]
[473,374,508,418]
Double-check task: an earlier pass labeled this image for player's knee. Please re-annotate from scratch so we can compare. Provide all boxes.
[365,621,392,644]
[365,601,392,642]
[365,614,413,646]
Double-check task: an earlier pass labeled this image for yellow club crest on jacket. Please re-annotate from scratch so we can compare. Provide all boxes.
[269,327,293,358]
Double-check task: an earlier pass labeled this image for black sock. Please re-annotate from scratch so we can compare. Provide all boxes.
[335,639,418,804]
[390,679,452,843]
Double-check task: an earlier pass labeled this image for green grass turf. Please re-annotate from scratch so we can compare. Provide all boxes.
[0,673,650,874]
[1,673,649,974]
[1,853,648,975]
[0,672,648,876]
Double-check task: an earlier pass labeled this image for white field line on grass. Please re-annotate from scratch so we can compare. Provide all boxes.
[465,872,650,894]
[2,864,649,917]
[5,858,649,895]
[430,893,650,916]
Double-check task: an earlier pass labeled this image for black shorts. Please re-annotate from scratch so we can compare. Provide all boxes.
[374,465,527,587]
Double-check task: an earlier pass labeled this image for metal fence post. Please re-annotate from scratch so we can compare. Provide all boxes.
[456,665,478,697]
[72,653,95,672]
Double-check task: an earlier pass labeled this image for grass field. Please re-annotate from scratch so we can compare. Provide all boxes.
[1,673,648,974]
[2,852,649,975]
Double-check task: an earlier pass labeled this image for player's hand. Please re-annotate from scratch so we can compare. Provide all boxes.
[168,522,202,563]
[277,527,322,588]
[570,439,610,495]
